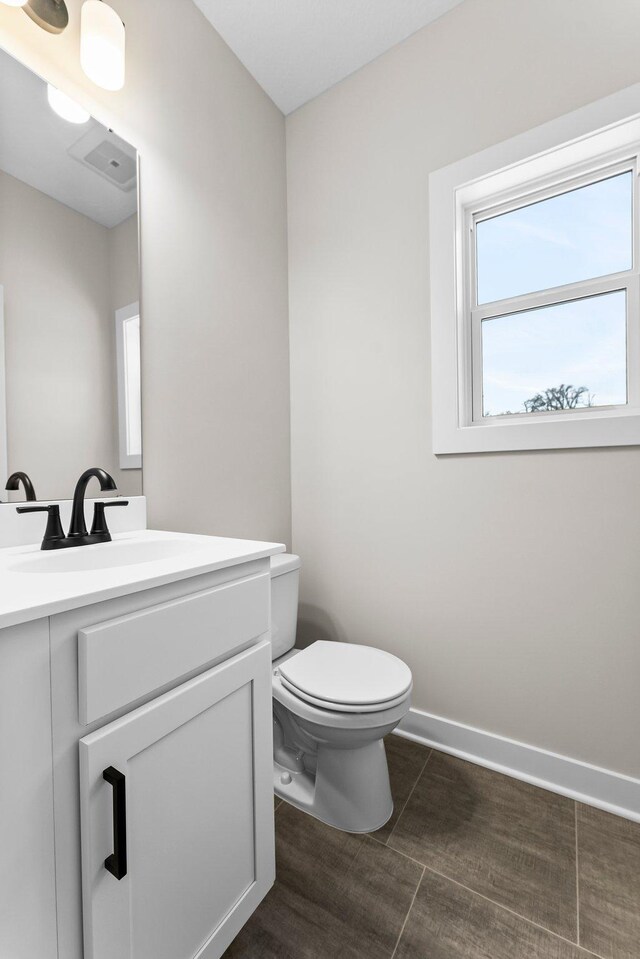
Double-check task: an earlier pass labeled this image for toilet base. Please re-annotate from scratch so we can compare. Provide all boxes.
[274,737,393,834]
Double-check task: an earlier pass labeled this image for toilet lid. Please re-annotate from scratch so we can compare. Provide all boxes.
[278,641,412,710]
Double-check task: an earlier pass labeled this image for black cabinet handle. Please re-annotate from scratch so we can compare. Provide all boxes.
[103,766,127,880]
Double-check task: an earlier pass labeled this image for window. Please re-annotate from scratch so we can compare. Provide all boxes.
[429,85,640,453]
[473,168,634,422]
[115,302,141,469]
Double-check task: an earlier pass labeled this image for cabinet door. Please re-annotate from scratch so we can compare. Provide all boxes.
[79,639,274,959]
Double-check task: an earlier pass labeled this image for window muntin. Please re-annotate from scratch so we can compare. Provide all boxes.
[481,290,628,417]
[475,170,633,305]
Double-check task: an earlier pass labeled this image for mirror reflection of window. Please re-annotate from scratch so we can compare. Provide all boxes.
[115,303,142,469]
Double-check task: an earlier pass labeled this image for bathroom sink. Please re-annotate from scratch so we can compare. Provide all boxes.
[0,528,284,630]
[9,538,210,574]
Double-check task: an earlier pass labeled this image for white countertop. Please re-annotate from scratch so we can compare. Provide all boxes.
[0,529,285,630]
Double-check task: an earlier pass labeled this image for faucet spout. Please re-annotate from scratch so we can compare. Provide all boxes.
[68,468,117,540]
[5,471,37,501]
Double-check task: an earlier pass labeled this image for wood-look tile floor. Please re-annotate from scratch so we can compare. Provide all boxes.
[224,737,640,959]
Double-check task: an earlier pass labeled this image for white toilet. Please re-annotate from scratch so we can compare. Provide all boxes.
[270,553,412,833]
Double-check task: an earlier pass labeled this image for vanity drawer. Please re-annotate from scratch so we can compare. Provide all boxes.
[78,571,270,725]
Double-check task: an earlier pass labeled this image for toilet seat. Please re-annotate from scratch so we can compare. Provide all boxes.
[278,678,410,713]
[276,641,412,714]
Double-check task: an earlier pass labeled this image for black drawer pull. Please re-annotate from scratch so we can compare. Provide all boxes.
[103,766,127,880]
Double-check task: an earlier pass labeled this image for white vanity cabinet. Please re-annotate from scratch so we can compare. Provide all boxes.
[0,552,276,959]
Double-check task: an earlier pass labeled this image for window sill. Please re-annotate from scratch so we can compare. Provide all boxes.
[433,406,640,454]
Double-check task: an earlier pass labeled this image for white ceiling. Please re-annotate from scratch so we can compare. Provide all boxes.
[0,49,137,229]
[192,0,465,115]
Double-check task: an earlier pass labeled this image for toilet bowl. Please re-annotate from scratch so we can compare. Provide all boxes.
[269,554,412,833]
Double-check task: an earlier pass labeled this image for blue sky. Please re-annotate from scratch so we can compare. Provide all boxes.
[476,172,631,416]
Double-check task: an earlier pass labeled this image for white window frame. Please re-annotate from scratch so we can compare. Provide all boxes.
[430,82,640,454]
[114,301,142,470]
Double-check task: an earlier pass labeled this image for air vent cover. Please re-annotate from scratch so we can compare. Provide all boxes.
[83,140,135,187]
[68,126,137,192]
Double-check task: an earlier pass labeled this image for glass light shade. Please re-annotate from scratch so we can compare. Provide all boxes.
[1,0,28,6]
[80,0,125,92]
[47,84,90,123]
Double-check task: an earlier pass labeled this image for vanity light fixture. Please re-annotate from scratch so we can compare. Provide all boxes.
[3,0,126,91]
[24,0,69,34]
[0,0,68,36]
[80,0,125,92]
[47,84,90,124]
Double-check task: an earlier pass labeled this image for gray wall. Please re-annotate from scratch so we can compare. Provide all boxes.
[0,0,291,543]
[286,0,640,778]
[109,213,139,318]
[0,171,141,498]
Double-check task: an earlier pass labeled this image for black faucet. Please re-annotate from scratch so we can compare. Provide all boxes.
[5,471,37,501]
[17,467,129,550]
[68,468,118,542]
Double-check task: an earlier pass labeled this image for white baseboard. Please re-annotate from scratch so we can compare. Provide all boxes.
[396,708,640,823]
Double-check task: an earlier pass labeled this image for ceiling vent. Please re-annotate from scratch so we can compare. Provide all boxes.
[68,126,136,192]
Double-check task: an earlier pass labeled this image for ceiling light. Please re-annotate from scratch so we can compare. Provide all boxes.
[80,1,125,92]
[47,84,90,124]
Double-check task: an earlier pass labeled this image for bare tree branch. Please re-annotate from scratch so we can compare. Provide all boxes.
[523,384,593,413]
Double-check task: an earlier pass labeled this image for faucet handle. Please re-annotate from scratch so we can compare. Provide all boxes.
[90,500,130,537]
[16,504,65,550]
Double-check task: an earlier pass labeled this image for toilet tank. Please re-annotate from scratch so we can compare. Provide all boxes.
[270,553,301,660]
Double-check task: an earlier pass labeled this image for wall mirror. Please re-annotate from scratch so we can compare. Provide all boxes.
[0,46,141,502]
